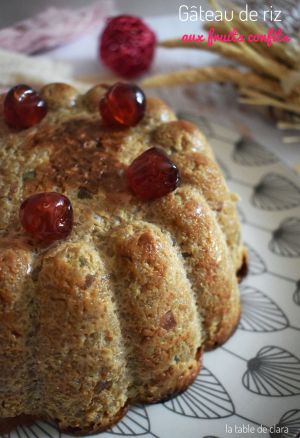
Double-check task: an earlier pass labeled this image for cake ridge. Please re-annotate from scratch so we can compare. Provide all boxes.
[33,239,129,431]
[90,235,134,403]
[107,220,202,402]
[144,184,240,349]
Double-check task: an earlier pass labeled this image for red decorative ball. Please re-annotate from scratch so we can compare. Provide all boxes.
[20,192,73,242]
[127,147,181,201]
[99,15,156,79]
[4,84,47,130]
[100,82,146,127]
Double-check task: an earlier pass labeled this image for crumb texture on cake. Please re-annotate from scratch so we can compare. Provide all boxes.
[0,83,246,434]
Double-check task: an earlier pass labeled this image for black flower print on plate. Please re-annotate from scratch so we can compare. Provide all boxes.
[243,346,300,396]
[269,217,300,257]
[1,422,61,438]
[245,243,267,275]
[293,280,300,306]
[233,137,278,166]
[163,366,234,419]
[239,285,288,332]
[107,405,154,437]
[270,409,300,438]
[251,173,300,211]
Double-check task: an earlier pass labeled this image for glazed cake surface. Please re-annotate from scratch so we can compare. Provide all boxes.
[0,83,246,434]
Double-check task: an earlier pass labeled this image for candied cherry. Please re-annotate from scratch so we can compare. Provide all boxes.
[20,192,73,242]
[99,82,146,127]
[126,147,181,201]
[3,84,47,130]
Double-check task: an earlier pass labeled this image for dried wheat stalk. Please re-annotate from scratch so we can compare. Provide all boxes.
[144,0,300,141]
[160,39,293,82]
[142,66,283,97]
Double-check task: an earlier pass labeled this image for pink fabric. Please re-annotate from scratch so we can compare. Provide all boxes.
[0,2,114,54]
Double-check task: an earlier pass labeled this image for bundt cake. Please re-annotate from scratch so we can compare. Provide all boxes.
[0,82,247,435]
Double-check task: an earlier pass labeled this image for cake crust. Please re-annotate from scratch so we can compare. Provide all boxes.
[0,83,246,434]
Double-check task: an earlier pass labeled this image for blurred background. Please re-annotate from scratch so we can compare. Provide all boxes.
[0,0,204,26]
[0,0,299,170]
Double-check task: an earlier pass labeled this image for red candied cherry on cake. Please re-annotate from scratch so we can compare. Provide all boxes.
[20,192,73,242]
[100,82,146,127]
[100,15,156,78]
[127,147,181,201]
[3,84,47,130]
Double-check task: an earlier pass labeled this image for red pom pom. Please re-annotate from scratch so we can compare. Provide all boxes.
[99,15,156,79]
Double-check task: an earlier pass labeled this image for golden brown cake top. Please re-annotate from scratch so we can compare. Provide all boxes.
[0,82,228,243]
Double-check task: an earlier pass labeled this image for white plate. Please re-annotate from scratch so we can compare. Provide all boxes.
[4,117,300,438]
